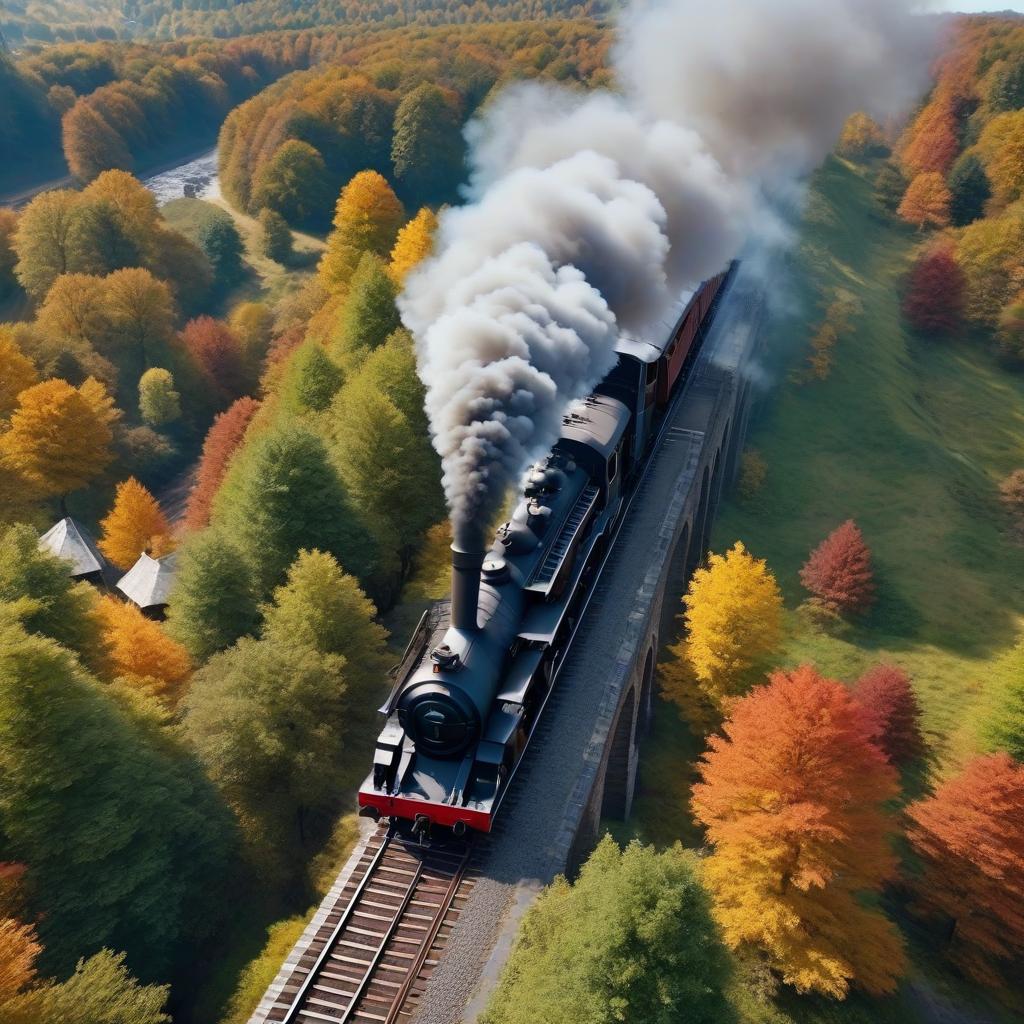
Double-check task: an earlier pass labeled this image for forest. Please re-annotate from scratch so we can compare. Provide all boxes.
[0,6,1023,1024]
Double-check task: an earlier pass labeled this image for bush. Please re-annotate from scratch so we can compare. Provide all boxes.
[258,208,293,265]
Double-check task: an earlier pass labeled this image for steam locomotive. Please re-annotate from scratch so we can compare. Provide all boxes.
[358,265,734,835]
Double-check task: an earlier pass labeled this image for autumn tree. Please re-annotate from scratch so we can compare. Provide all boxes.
[902,244,966,335]
[35,272,111,351]
[251,140,332,227]
[178,316,248,405]
[389,206,437,283]
[0,208,18,299]
[0,333,36,423]
[258,208,292,264]
[0,917,40,1011]
[668,542,783,710]
[213,422,378,592]
[853,664,924,764]
[229,301,274,377]
[184,396,260,531]
[976,109,1024,208]
[136,367,180,427]
[0,523,102,665]
[329,253,400,369]
[0,616,234,976]
[62,101,132,182]
[165,528,261,662]
[391,84,466,207]
[68,199,142,277]
[799,519,875,614]
[13,189,80,298]
[99,477,173,569]
[999,467,1024,523]
[988,54,1024,113]
[948,152,991,227]
[997,290,1024,362]
[906,753,1024,987]
[836,112,887,162]
[480,838,733,1024]
[318,171,405,294]
[283,342,344,413]
[900,98,960,177]
[692,665,905,998]
[898,172,952,230]
[957,209,1024,324]
[1,378,115,501]
[95,595,191,704]
[104,267,175,372]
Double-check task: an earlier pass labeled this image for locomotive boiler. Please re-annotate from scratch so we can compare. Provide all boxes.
[358,266,733,834]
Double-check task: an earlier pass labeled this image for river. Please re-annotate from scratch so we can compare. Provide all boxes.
[142,148,220,205]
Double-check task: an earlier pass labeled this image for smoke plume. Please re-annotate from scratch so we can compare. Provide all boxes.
[399,0,936,545]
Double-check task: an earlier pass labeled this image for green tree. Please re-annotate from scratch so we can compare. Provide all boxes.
[480,837,734,1024]
[0,523,101,667]
[391,83,466,207]
[251,140,331,228]
[13,190,80,299]
[183,634,349,859]
[165,528,261,662]
[213,422,378,592]
[873,161,907,214]
[198,216,245,289]
[67,198,141,276]
[329,253,400,369]
[137,368,181,427]
[0,618,234,976]
[258,208,292,264]
[283,342,344,413]
[948,152,992,227]
[989,55,1024,113]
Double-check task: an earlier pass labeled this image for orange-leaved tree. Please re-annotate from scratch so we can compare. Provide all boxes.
[318,170,405,294]
[898,172,952,230]
[899,97,960,178]
[799,519,875,614]
[0,377,117,503]
[664,541,783,712]
[853,664,924,765]
[389,206,438,284]
[95,595,192,704]
[99,477,173,569]
[0,330,37,422]
[692,665,905,999]
[905,753,1024,987]
[0,916,41,1009]
[184,396,261,532]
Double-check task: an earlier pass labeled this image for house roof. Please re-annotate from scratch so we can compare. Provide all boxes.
[117,551,178,609]
[38,517,108,578]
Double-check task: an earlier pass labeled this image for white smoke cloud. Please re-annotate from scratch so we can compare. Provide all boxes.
[400,0,937,544]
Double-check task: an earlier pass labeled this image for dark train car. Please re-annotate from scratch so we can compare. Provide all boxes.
[358,266,734,835]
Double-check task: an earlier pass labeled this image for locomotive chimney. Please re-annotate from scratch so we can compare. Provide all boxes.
[451,526,485,631]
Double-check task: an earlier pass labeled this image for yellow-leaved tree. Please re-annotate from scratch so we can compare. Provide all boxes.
[975,109,1024,208]
[0,331,37,422]
[0,377,117,503]
[389,206,438,284]
[95,595,192,704]
[662,541,782,713]
[99,477,173,569]
[318,171,405,295]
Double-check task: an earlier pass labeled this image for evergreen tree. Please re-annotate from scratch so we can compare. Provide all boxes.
[198,216,245,289]
[283,342,344,413]
[329,253,400,370]
[258,208,292,265]
[391,84,466,207]
[213,422,378,592]
[0,523,101,666]
[948,152,991,227]
[480,837,734,1024]
[0,618,234,977]
[166,528,261,662]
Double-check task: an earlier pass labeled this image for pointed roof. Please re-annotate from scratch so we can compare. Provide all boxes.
[38,517,108,578]
[117,550,178,609]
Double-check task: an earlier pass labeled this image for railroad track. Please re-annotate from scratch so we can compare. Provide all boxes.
[265,825,474,1024]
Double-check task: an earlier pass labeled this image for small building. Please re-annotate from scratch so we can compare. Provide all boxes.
[38,517,110,587]
[116,551,178,619]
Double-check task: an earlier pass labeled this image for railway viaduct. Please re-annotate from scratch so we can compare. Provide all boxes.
[250,266,767,1024]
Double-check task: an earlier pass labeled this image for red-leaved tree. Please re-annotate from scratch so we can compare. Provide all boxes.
[902,245,966,336]
[853,664,924,764]
[799,519,875,614]
[906,753,1024,987]
[184,396,261,531]
[179,316,248,406]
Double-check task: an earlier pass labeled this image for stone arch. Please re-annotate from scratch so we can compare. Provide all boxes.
[601,687,637,820]
[658,521,690,647]
[690,463,711,569]
[638,645,656,734]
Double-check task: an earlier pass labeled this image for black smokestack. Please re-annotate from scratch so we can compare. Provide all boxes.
[451,527,485,631]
